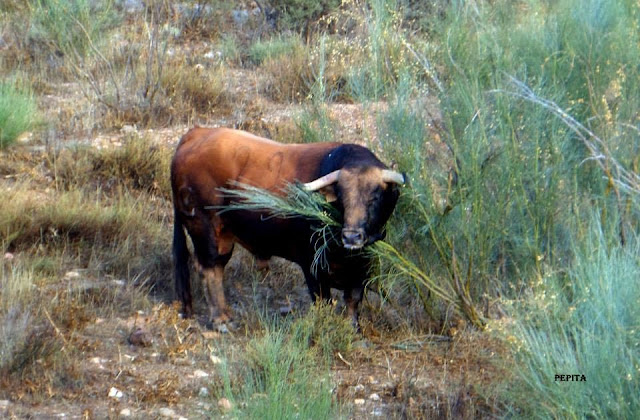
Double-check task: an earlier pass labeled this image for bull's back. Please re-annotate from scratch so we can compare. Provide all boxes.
[171,127,340,263]
[172,127,337,193]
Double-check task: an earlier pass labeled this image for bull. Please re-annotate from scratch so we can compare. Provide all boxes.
[171,127,404,328]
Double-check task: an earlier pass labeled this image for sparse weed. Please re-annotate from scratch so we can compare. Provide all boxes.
[290,301,356,363]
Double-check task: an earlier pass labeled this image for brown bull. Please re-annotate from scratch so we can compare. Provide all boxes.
[171,127,404,327]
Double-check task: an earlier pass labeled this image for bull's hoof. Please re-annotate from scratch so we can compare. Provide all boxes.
[214,323,230,333]
[206,310,236,333]
[206,320,238,333]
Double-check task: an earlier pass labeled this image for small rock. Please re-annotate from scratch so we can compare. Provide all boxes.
[354,398,366,405]
[198,387,210,397]
[218,398,232,412]
[209,355,223,364]
[128,327,152,347]
[279,305,293,315]
[119,408,132,417]
[64,270,81,279]
[369,393,381,401]
[370,407,385,417]
[0,400,10,409]
[353,384,365,394]
[193,369,209,378]
[158,407,176,418]
[121,125,136,134]
[16,132,33,144]
[108,387,124,399]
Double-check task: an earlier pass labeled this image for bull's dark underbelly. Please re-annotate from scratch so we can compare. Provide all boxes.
[222,211,314,262]
[222,210,369,290]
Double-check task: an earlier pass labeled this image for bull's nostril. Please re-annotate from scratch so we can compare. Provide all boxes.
[342,229,365,248]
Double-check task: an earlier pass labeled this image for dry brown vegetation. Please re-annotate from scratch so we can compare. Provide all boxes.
[0,1,511,418]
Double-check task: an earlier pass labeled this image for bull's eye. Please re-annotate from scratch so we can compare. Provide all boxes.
[368,186,382,204]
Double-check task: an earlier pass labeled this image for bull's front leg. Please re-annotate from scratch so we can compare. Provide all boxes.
[343,286,364,330]
[202,265,233,326]
[302,268,332,303]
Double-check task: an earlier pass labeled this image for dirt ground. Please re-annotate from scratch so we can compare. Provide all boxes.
[1,274,502,419]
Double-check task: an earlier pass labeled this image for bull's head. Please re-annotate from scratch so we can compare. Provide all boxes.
[304,167,405,250]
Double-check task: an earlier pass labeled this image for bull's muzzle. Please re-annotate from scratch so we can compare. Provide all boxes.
[342,228,366,250]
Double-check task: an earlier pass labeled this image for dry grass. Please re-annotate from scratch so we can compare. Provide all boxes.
[259,43,312,103]
[160,61,233,120]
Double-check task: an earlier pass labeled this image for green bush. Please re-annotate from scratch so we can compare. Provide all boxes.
[0,82,37,148]
[370,0,640,328]
[496,215,640,418]
[271,0,341,33]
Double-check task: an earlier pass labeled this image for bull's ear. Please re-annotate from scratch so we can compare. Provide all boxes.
[319,185,337,203]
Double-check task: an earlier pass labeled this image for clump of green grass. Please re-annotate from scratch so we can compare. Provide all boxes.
[0,81,38,148]
[290,301,357,362]
[28,0,117,59]
[248,35,304,66]
[218,307,350,419]
[0,262,35,372]
[295,104,337,143]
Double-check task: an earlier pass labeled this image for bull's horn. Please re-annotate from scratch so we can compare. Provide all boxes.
[303,170,341,191]
[381,169,406,185]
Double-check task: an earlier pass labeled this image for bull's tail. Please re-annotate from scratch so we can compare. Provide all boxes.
[173,209,193,317]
